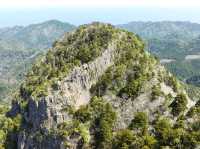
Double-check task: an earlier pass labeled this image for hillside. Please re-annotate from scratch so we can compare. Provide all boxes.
[0,20,75,101]
[0,20,75,50]
[0,22,199,149]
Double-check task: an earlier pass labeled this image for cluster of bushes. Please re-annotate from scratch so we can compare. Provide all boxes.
[154,117,200,148]
[112,114,200,149]
[118,52,155,100]
[112,129,157,149]
[90,64,127,96]
[129,112,148,134]
[21,23,119,98]
[95,103,117,148]
[119,76,146,99]
[170,93,188,116]
[0,106,22,148]
[57,120,90,145]
[75,96,117,148]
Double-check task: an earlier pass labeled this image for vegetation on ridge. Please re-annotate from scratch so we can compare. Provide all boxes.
[20,23,119,98]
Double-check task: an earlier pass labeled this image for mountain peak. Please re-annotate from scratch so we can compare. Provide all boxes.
[4,22,198,149]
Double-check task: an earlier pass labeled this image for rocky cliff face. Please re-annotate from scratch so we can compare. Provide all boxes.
[7,23,199,149]
[20,36,122,131]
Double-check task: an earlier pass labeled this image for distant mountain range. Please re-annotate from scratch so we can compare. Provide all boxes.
[118,21,200,39]
[117,21,200,58]
[0,20,75,51]
[1,20,200,102]
[118,21,200,82]
[0,20,75,101]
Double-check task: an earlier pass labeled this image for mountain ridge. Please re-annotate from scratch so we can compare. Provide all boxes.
[0,22,198,149]
[2,20,200,102]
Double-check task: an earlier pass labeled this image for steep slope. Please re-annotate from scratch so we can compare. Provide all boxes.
[2,22,199,149]
[0,20,75,102]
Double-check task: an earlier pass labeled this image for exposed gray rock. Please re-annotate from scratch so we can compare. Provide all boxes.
[18,131,64,149]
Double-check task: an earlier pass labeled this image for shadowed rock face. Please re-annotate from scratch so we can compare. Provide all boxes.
[18,131,64,149]
[8,22,194,149]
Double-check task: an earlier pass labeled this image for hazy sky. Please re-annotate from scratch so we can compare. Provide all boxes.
[0,0,200,27]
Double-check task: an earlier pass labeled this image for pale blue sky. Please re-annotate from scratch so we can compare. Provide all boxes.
[0,0,200,27]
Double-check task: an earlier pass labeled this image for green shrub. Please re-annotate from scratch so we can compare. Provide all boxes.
[129,112,148,134]
[75,96,117,148]
[57,120,90,144]
[112,129,136,149]
[95,102,117,148]
[74,105,92,123]
[191,120,200,132]
[90,64,126,96]
[112,130,157,149]
[0,107,22,148]
[170,93,188,116]
[142,135,157,149]
[151,84,163,101]
[154,118,172,145]
[119,75,147,99]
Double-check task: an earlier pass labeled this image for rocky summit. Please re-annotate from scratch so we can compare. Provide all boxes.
[1,22,200,149]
